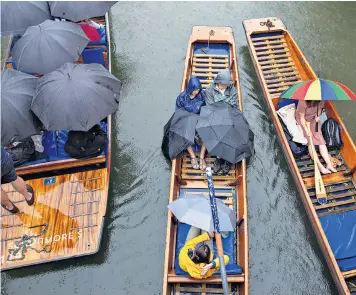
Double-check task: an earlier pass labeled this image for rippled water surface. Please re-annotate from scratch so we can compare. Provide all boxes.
[2,2,356,295]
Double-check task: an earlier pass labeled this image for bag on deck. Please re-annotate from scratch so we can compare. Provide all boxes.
[278,117,308,158]
[6,137,35,166]
[321,118,343,149]
[64,124,107,159]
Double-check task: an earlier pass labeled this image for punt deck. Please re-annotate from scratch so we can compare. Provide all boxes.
[243,17,356,295]
[162,26,249,295]
[1,15,112,270]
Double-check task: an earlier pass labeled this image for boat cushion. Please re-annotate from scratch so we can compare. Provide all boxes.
[82,48,105,65]
[319,210,356,260]
[42,131,57,157]
[57,130,71,158]
[174,222,242,276]
[337,256,356,272]
[278,99,298,110]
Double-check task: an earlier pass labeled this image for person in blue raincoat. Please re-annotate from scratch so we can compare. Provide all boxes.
[176,76,207,170]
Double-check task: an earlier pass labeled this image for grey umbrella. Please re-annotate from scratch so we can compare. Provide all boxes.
[196,103,254,164]
[31,63,121,131]
[11,20,89,74]
[49,1,117,22]
[161,109,198,160]
[1,1,52,36]
[167,193,236,232]
[1,69,42,145]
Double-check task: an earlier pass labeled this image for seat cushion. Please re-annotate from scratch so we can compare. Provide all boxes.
[278,99,298,110]
[174,222,242,276]
[42,131,57,156]
[82,48,105,65]
[337,256,356,272]
[57,130,71,158]
[320,210,356,260]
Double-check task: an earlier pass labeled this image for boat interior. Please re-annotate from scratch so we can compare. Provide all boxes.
[1,16,112,270]
[163,27,248,295]
[244,18,356,292]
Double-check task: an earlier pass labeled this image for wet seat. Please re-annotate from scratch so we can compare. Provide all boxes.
[174,222,242,276]
[82,48,105,66]
[319,210,356,271]
[18,121,108,167]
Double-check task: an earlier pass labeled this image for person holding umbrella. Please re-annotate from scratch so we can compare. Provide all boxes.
[176,76,207,170]
[295,100,336,174]
[179,230,229,279]
[1,147,35,214]
[204,71,238,174]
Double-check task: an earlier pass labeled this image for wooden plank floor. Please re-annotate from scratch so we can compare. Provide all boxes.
[1,169,108,270]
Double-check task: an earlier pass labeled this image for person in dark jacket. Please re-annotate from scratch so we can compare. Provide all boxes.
[176,76,207,170]
[1,147,35,214]
[205,71,238,174]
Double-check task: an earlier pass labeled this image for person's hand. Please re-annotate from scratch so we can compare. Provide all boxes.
[208,232,215,238]
[315,116,320,122]
[201,263,212,276]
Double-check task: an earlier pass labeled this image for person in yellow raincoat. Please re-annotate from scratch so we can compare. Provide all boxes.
[179,227,229,279]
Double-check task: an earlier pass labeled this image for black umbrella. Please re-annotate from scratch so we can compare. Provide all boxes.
[161,109,198,160]
[196,103,254,163]
[11,20,89,74]
[1,1,52,36]
[49,1,117,22]
[31,63,121,131]
[1,69,42,145]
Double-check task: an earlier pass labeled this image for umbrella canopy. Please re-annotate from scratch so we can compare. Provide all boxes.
[167,193,236,232]
[11,20,89,74]
[32,63,121,131]
[1,1,52,36]
[196,103,254,164]
[280,79,356,101]
[161,109,198,160]
[49,1,117,22]
[1,69,42,145]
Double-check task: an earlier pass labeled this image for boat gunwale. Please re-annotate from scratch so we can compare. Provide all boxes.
[243,17,355,295]
[162,26,249,295]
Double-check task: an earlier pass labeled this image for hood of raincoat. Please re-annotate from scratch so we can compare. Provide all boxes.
[213,71,232,85]
[176,76,206,114]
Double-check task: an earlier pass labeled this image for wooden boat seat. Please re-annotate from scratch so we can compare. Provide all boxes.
[172,282,237,295]
[192,53,229,89]
[167,271,245,283]
[181,153,237,182]
[251,32,302,97]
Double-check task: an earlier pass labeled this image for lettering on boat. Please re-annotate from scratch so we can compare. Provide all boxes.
[1,230,83,265]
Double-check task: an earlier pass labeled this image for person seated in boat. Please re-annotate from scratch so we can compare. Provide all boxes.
[296,101,337,174]
[1,147,35,214]
[179,226,229,279]
[205,71,238,174]
[176,76,207,171]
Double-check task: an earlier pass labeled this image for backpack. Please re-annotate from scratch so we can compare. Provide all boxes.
[321,118,342,149]
[6,137,35,166]
[64,124,107,159]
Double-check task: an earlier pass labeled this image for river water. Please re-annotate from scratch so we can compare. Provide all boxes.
[2,2,356,295]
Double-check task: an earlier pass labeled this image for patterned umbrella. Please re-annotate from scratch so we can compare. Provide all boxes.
[280,79,356,101]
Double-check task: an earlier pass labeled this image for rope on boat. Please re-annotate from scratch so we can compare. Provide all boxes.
[7,224,52,261]
[260,19,275,31]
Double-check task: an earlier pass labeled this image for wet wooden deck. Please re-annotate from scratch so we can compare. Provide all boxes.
[1,169,108,270]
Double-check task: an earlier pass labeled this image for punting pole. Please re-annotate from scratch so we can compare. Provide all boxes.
[206,167,229,295]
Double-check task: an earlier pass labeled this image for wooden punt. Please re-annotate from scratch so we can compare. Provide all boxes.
[1,15,112,270]
[243,17,356,295]
[162,26,249,295]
